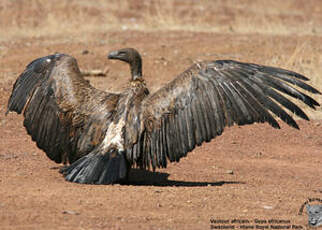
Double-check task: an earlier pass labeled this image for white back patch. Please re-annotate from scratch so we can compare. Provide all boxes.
[101,118,125,152]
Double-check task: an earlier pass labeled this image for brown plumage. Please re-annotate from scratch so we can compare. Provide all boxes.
[6,48,321,184]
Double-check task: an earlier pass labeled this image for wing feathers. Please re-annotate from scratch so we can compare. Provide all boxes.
[200,84,218,138]
[7,55,58,114]
[7,54,118,164]
[184,107,195,151]
[138,60,320,169]
[270,73,320,94]
[254,64,309,81]
[252,72,319,108]
[197,88,213,141]
[261,84,309,121]
[207,81,225,135]
[161,118,168,167]
[191,97,204,146]
[215,79,235,126]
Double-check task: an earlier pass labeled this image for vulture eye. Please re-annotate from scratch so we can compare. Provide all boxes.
[118,52,126,57]
[108,50,127,59]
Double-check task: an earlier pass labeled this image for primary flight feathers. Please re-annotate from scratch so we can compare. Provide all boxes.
[7,48,321,184]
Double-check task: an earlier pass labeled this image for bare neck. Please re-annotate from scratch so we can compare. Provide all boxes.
[130,57,142,80]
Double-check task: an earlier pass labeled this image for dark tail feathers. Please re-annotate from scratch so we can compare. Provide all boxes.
[61,150,130,184]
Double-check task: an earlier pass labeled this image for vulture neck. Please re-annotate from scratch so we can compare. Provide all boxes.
[130,57,142,80]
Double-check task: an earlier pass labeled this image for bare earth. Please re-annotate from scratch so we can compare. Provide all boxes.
[0,1,322,229]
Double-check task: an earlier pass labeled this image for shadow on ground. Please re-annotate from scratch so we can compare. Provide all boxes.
[124,169,244,187]
[53,165,243,187]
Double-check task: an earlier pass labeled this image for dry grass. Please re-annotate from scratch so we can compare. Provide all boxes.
[0,1,117,41]
[1,0,322,41]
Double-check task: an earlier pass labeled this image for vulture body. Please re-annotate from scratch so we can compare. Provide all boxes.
[6,48,321,184]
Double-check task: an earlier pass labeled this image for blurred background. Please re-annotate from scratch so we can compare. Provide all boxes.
[1,0,322,39]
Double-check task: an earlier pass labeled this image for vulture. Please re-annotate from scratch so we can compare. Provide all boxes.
[6,48,321,184]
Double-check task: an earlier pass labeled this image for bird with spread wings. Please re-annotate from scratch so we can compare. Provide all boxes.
[6,48,321,184]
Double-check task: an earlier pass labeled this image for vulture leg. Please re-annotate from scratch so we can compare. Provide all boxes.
[61,149,130,184]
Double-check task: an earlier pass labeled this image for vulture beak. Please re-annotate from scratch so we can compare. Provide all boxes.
[107,50,120,60]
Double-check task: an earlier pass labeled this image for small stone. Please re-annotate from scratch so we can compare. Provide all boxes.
[0,153,18,160]
[82,50,89,55]
[62,210,80,215]
[226,170,234,175]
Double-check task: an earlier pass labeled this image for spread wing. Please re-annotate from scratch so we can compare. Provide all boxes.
[133,60,321,170]
[7,54,119,164]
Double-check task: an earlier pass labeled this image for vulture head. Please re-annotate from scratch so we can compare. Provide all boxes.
[108,48,142,80]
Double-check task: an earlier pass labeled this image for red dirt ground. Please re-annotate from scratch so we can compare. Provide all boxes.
[0,2,322,229]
